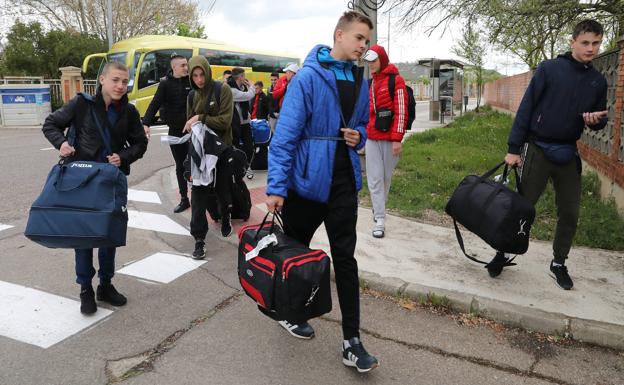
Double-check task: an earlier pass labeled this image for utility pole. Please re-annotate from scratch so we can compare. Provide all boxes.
[107,0,113,50]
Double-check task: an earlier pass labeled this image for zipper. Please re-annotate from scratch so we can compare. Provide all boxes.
[281,250,325,280]
[284,254,327,279]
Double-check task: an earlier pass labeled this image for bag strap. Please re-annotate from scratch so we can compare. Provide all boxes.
[452,219,517,266]
[90,108,113,156]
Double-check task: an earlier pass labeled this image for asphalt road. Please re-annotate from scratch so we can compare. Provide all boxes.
[0,126,622,385]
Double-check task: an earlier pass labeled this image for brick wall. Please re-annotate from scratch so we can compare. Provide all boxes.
[482,41,624,203]
[482,71,534,113]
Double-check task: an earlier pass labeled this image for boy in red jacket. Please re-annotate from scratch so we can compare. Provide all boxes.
[363,44,408,238]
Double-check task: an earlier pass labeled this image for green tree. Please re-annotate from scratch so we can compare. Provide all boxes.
[175,23,207,39]
[1,21,106,78]
[391,0,624,69]
[452,23,486,111]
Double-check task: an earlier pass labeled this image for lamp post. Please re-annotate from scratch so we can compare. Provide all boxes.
[107,0,113,50]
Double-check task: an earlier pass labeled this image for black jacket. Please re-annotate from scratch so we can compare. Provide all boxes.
[508,52,608,154]
[252,92,270,120]
[42,90,148,175]
[142,70,192,134]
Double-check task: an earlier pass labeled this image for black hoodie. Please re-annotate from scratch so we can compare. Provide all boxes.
[507,52,607,154]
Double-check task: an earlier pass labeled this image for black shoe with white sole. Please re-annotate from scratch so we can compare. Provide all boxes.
[550,261,573,290]
[278,320,315,339]
[192,240,206,260]
[342,337,379,373]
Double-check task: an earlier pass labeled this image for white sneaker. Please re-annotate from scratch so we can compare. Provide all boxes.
[372,218,385,238]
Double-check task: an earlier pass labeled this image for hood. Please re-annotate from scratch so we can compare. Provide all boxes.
[368,44,390,71]
[308,45,356,82]
[558,51,594,70]
[188,55,213,90]
[372,63,399,80]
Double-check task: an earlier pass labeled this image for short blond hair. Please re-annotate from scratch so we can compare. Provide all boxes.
[333,11,373,41]
[101,61,129,75]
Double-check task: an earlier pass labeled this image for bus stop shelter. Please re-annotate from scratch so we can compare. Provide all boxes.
[418,59,465,122]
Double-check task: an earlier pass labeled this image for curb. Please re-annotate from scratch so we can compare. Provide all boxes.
[358,271,624,350]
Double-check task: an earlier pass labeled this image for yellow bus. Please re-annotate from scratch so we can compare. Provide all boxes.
[82,35,301,117]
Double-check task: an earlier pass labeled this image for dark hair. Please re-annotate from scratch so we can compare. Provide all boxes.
[231,67,245,77]
[254,81,264,87]
[270,72,279,78]
[223,69,232,76]
[334,11,373,41]
[572,19,604,39]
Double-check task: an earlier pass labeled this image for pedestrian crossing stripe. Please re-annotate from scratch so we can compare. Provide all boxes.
[0,280,113,349]
[117,252,206,284]
[0,224,14,232]
[127,210,190,236]
[127,189,162,204]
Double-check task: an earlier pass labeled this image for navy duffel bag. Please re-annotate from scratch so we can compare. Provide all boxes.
[25,160,128,249]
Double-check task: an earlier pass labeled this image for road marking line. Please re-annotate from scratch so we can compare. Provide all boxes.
[40,147,55,151]
[117,252,206,284]
[128,189,162,204]
[127,210,190,236]
[0,280,113,348]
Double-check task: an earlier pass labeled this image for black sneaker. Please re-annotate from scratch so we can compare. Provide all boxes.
[278,320,315,339]
[550,261,573,290]
[192,240,206,260]
[485,251,516,278]
[80,286,97,314]
[96,283,127,306]
[173,198,190,213]
[221,214,232,237]
[342,337,379,373]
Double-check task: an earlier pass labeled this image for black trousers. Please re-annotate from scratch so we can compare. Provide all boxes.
[281,176,360,340]
[170,143,188,197]
[233,123,253,164]
[190,150,233,240]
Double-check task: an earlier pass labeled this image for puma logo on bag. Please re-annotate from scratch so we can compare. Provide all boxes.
[518,219,527,236]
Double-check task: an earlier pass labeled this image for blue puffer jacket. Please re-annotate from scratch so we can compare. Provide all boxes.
[267,44,369,203]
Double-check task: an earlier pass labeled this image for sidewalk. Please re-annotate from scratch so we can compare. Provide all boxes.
[172,166,624,351]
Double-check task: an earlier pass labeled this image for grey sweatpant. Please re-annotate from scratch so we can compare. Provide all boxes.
[365,139,400,221]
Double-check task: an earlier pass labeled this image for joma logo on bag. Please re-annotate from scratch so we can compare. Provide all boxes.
[70,163,93,168]
[246,269,253,278]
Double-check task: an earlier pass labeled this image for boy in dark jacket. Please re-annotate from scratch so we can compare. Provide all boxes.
[143,54,192,213]
[251,81,269,120]
[489,20,608,290]
[266,11,378,373]
[42,62,148,314]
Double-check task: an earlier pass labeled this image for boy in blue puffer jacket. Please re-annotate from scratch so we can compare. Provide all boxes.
[265,11,379,373]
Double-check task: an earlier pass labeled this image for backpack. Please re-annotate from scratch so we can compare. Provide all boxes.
[388,74,416,131]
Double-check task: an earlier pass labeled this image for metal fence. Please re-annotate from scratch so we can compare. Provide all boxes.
[83,80,97,96]
[582,47,622,161]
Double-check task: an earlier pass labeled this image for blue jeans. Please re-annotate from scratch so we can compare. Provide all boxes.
[75,248,116,286]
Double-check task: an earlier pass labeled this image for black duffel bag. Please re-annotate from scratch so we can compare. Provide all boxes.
[445,162,535,264]
[237,213,332,323]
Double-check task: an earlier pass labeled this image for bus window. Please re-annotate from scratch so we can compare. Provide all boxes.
[138,49,192,90]
[107,52,127,64]
[199,48,298,73]
[127,52,141,93]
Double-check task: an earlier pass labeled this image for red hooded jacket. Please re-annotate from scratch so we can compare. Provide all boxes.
[366,45,409,142]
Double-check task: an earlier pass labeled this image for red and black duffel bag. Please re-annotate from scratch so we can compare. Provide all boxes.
[237,213,332,323]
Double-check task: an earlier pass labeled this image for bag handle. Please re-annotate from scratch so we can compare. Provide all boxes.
[54,166,101,192]
[253,211,284,242]
[452,219,517,266]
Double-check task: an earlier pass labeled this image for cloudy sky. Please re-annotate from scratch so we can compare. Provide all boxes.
[200,0,529,75]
